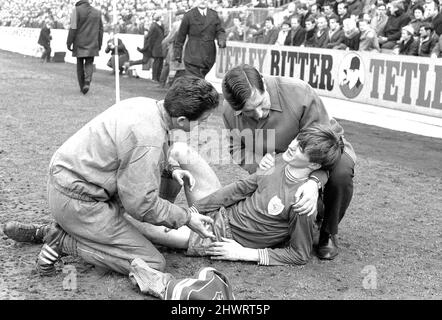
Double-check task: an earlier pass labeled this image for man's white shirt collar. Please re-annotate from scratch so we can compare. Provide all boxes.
[198,8,207,16]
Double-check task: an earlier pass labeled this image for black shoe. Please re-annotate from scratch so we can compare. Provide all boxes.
[3,221,50,244]
[317,233,339,260]
[36,223,66,276]
[82,84,90,95]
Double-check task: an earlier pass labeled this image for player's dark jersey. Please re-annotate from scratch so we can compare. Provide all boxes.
[194,156,316,265]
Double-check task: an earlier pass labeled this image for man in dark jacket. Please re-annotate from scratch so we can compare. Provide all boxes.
[285,15,306,46]
[66,0,103,95]
[394,25,419,55]
[146,13,165,82]
[38,21,52,63]
[174,0,226,78]
[378,0,411,49]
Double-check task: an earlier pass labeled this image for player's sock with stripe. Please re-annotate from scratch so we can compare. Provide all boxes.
[36,223,73,276]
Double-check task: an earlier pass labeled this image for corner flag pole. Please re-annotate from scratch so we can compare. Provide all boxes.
[113,0,120,102]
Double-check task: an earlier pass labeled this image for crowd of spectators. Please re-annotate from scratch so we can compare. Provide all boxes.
[1,0,441,56]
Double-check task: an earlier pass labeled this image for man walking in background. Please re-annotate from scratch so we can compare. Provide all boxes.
[174,0,226,78]
[67,0,103,95]
[38,20,52,63]
[146,12,165,83]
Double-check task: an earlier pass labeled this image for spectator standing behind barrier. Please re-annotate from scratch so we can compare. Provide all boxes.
[105,33,130,75]
[174,0,226,79]
[285,15,307,46]
[393,25,419,55]
[66,0,103,95]
[358,16,381,51]
[327,14,346,48]
[146,13,165,83]
[297,3,311,28]
[378,0,411,50]
[417,22,439,56]
[38,20,52,63]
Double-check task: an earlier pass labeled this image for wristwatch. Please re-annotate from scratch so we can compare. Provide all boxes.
[308,176,322,190]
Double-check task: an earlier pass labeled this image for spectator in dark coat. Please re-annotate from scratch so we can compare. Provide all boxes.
[312,15,330,48]
[174,0,226,79]
[394,25,419,55]
[408,5,426,35]
[417,22,439,56]
[285,15,307,46]
[38,21,52,63]
[337,2,351,24]
[303,16,317,47]
[378,0,411,49]
[297,3,311,28]
[327,14,346,48]
[66,0,103,95]
[336,17,361,50]
[146,13,165,82]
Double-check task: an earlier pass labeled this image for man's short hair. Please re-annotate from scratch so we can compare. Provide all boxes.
[265,16,274,25]
[222,64,264,111]
[164,76,219,121]
[297,124,344,171]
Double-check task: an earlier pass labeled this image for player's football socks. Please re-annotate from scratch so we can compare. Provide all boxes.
[36,223,67,276]
[129,258,174,300]
[3,221,51,244]
[317,232,339,260]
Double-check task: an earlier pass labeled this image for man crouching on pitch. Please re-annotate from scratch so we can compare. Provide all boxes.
[3,76,219,299]
[133,124,345,267]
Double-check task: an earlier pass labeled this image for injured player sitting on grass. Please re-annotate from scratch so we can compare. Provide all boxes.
[139,124,345,266]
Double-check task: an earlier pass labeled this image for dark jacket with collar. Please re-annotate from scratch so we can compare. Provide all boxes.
[174,7,226,69]
[418,33,439,56]
[398,37,419,55]
[146,21,165,58]
[380,9,411,41]
[284,26,306,46]
[327,28,345,48]
[66,0,103,57]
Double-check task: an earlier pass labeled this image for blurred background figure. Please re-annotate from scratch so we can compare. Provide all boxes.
[105,32,130,75]
[38,20,52,63]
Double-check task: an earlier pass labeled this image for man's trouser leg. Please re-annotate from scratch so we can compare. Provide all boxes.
[76,58,85,90]
[47,182,166,275]
[83,57,95,85]
[184,63,210,79]
[159,60,169,86]
[321,152,355,235]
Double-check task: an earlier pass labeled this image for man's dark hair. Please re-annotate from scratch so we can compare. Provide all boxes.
[297,124,344,171]
[265,16,274,25]
[414,5,425,14]
[222,64,264,111]
[164,76,219,121]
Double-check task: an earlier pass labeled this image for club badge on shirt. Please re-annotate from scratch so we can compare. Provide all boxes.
[268,195,284,216]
